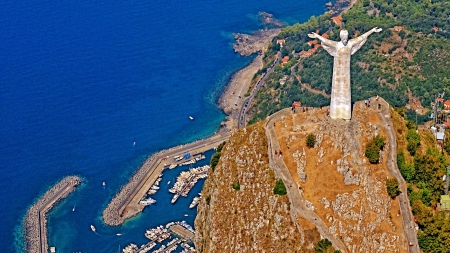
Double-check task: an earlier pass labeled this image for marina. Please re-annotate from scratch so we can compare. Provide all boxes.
[123,221,196,253]
[169,165,209,204]
[102,132,229,226]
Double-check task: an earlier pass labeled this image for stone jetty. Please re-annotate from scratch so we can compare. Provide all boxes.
[24,176,82,253]
[102,132,230,226]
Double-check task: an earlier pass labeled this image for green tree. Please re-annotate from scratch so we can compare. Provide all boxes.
[306,133,316,148]
[365,135,385,163]
[386,178,401,199]
[273,179,287,195]
[406,129,420,156]
[210,142,226,171]
[315,239,333,253]
[232,180,240,191]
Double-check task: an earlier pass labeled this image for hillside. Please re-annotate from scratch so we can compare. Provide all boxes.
[194,122,322,252]
[248,0,450,123]
[272,101,408,252]
[195,98,413,252]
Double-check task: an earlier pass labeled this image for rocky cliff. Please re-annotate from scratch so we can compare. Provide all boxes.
[195,100,409,252]
[194,122,320,252]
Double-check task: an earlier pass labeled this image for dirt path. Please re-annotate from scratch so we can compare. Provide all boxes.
[372,97,420,252]
[264,109,348,253]
[295,75,331,98]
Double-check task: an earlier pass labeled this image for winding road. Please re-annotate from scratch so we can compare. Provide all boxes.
[264,108,348,253]
[372,98,420,253]
[238,52,281,129]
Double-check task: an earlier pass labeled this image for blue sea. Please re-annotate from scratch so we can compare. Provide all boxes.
[0,1,331,252]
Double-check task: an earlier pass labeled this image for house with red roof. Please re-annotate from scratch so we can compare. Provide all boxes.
[292,101,302,108]
[444,100,450,110]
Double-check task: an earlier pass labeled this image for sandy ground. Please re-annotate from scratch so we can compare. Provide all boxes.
[218,55,263,129]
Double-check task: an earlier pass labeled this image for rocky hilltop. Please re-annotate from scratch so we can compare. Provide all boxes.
[195,99,409,252]
[195,122,321,252]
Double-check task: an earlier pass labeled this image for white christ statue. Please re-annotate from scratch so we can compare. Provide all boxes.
[308,27,382,120]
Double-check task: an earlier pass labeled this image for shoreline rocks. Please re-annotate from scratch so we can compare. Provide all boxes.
[24,176,81,253]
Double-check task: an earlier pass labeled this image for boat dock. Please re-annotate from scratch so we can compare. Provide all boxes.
[103,132,230,226]
[24,176,82,253]
[170,224,195,241]
[123,220,196,253]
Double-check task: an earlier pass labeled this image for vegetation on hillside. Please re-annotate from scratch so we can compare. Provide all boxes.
[210,141,226,171]
[364,135,385,163]
[392,108,449,252]
[273,179,287,195]
[249,0,450,122]
[386,178,400,199]
[306,133,316,148]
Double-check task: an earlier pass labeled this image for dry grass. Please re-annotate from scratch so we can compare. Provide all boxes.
[195,122,320,253]
[274,103,407,252]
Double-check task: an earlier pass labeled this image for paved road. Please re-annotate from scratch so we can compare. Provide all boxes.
[372,98,420,253]
[264,108,348,253]
[238,52,281,129]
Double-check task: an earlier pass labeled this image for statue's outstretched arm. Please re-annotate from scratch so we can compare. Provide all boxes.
[349,27,382,55]
[308,32,338,57]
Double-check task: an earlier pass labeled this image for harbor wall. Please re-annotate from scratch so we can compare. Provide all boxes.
[24,176,82,253]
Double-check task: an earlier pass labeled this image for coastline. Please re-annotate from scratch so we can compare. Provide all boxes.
[103,30,273,227]
[218,55,264,129]
[24,176,81,253]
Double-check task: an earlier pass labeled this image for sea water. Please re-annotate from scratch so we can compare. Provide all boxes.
[0,0,331,251]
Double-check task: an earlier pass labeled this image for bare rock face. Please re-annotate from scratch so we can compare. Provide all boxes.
[233,29,281,56]
[194,122,319,252]
[259,12,285,28]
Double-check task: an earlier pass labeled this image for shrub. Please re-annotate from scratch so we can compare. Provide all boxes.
[406,129,420,156]
[273,179,287,195]
[232,180,240,191]
[306,134,316,148]
[210,142,226,171]
[210,152,221,171]
[315,239,332,253]
[365,135,385,163]
[386,178,401,199]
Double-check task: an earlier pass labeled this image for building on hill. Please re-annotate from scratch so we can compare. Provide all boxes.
[394,26,403,32]
[277,39,285,47]
[331,16,342,27]
[444,100,450,111]
[281,56,289,67]
[292,101,302,108]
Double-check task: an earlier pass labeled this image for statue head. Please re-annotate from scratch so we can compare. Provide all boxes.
[340,30,349,46]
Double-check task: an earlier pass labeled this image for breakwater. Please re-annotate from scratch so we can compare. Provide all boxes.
[103,132,230,226]
[24,176,82,253]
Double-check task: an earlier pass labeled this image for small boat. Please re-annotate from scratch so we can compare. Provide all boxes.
[184,214,188,217]
[171,194,179,204]
[72,205,76,212]
[133,141,136,146]
[167,180,171,185]
[169,164,177,169]
[139,197,156,206]
[189,196,200,209]
[117,233,122,236]
[189,116,194,120]
[90,225,96,232]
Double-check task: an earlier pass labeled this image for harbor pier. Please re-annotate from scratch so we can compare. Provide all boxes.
[24,176,82,253]
[103,132,230,226]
